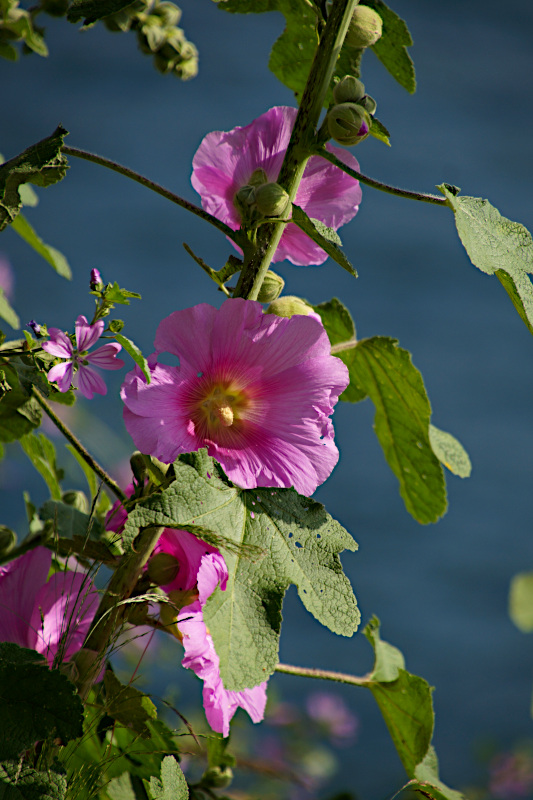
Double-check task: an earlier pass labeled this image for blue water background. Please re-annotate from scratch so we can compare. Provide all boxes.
[1,1,533,796]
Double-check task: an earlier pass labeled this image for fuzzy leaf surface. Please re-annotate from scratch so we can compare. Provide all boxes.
[123,452,359,691]
[363,619,434,777]
[429,424,471,478]
[344,337,446,523]
[0,127,68,232]
[440,184,533,336]
[145,756,188,800]
[0,763,67,800]
[10,214,71,279]
[364,0,416,92]
[292,205,357,276]
[313,297,355,347]
[0,642,83,760]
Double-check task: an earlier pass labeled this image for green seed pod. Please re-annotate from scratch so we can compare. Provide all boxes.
[345,5,383,48]
[257,271,285,303]
[0,526,16,557]
[148,552,181,586]
[359,93,377,116]
[333,75,365,105]
[254,182,290,217]
[62,490,89,514]
[326,102,371,146]
[266,296,317,319]
[203,766,234,790]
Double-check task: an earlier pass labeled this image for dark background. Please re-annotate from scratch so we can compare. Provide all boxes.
[1,1,533,797]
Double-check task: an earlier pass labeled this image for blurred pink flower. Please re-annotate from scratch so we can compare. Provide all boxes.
[0,547,99,667]
[306,691,359,747]
[121,299,348,496]
[490,750,533,799]
[42,314,124,399]
[0,255,15,300]
[192,106,362,266]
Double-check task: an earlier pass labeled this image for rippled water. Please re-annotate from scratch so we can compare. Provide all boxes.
[2,1,533,796]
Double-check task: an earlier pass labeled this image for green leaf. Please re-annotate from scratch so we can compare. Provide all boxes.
[344,337,446,523]
[0,642,83,760]
[145,756,188,800]
[18,184,39,208]
[362,619,433,777]
[113,333,150,383]
[509,571,533,633]
[364,0,416,93]
[123,452,359,691]
[39,500,103,541]
[429,424,471,478]
[106,773,137,800]
[292,205,357,276]
[104,670,158,739]
[0,364,42,442]
[67,0,141,24]
[313,297,356,346]
[411,747,465,800]
[0,42,19,61]
[10,214,71,279]
[104,282,141,306]
[20,432,63,499]
[369,116,391,146]
[0,289,20,329]
[0,127,68,232]
[439,184,533,337]
[0,762,67,800]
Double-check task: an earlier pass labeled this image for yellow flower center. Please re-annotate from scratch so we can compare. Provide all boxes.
[197,382,248,431]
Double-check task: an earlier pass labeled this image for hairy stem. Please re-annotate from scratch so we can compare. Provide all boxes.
[276,661,370,686]
[61,145,238,241]
[316,147,448,206]
[31,388,126,502]
[233,0,359,300]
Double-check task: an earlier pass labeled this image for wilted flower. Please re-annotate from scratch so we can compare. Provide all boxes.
[0,547,99,667]
[121,299,348,496]
[191,106,362,266]
[42,314,125,399]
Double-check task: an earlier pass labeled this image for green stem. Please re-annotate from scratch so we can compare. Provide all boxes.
[233,0,359,300]
[331,337,357,353]
[316,147,448,206]
[276,661,370,686]
[31,388,126,503]
[75,524,165,699]
[61,145,239,242]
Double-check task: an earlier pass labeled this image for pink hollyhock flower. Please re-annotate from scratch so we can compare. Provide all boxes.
[42,315,125,399]
[121,298,348,496]
[191,106,362,266]
[0,547,99,667]
[154,530,267,737]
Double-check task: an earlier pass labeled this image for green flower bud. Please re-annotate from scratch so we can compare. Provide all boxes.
[333,75,365,105]
[266,296,317,319]
[62,490,89,514]
[257,271,285,303]
[233,184,256,218]
[248,168,268,187]
[130,450,148,485]
[108,319,124,333]
[148,552,180,586]
[254,182,290,217]
[345,5,383,48]
[326,102,371,146]
[0,526,16,557]
[152,1,181,25]
[359,94,377,116]
[203,766,233,790]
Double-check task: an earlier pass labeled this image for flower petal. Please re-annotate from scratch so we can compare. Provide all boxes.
[42,328,73,359]
[48,361,74,393]
[155,532,225,594]
[76,365,108,399]
[0,547,51,650]
[75,315,104,352]
[85,342,125,370]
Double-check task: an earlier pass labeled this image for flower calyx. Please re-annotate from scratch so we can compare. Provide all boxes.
[266,295,318,319]
[345,4,383,49]
[254,182,290,218]
[326,102,372,147]
[257,270,285,303]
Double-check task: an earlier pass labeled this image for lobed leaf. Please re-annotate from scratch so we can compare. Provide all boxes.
[292,205,357,276]
[313,297,355,347]
[0,762,67,800]
[123,451,359,691]
[10,214,71,279]
[365,0,416,93]
[145,756,188,800]
[0,642,83,760]
[439,184,533,337]
[0,127,68,232]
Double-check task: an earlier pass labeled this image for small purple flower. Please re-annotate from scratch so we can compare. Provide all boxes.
[0,547,99,667]
[42,315,125,399]
[90,268,103,288]
[192,106,362,266]
[27,320,42,337]
[121,299,349,496]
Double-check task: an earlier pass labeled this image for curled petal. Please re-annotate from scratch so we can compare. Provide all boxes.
[75,315,104,352]
[76,365,108,399]
[42,328,73,359]
[48,361,74,393]
[85,342,125,371]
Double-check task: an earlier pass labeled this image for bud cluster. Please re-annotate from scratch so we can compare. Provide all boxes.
[234,173,290,225]
[103,0,198,80]
[325,75,378,147]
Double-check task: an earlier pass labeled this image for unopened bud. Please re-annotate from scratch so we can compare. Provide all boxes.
[90,268,103,289]
[108,319,124,333]
[266,296,320,320]
[130,451,148,485]
[0,526,16,556]
[152,1,181,25]
[345,5,383,48]
[27,320,42,337]
[127,601,149,625]
[333,75,365,105]
[254,182,290,217]
[233,184,256,219]
[257,271,285,303]
[327,103,371,146]
[203,766,233,789]
[148,552,180,586]
[62,491,89,514]
[248,168,268,187]
[359,94,377,115]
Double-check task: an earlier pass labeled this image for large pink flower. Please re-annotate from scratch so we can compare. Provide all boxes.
[154,530,267,737]
[191,106,362,266]
[120,299,348,496]
[42,315,125,399]
[0,547,99,667]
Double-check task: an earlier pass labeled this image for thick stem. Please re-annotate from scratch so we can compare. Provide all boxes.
[61,146,238,242]
[316,147,448,206]
[276,661,371,686]
[233,0,359,300]
[31,388,126,502]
